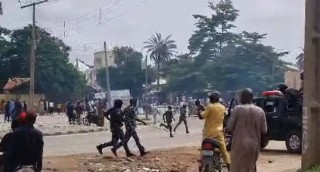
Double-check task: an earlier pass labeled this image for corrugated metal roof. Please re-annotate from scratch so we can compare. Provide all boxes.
[3,78,30,90]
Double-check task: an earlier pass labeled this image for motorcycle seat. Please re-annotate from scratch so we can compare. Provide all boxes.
[202,139,221,149]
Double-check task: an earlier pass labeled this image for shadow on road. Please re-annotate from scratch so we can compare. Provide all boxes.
[262,149,300,156]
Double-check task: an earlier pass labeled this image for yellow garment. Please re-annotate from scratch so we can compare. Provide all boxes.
[201,103,230,164]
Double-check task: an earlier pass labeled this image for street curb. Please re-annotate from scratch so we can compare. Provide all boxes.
[0,128,108,139]
[42,128,107,137]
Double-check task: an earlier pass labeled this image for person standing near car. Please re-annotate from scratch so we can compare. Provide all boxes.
[226,88,267,172]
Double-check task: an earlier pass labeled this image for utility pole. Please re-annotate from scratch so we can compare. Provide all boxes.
[144,55,149,120]
[21,0,48,110]
[145,55,148,92]
[301,0,320,170]
[0,1,3,15]
[103,42,111,108]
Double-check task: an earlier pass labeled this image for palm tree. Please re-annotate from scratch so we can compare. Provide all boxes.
[296,53,304,71]
[144,33,177,91]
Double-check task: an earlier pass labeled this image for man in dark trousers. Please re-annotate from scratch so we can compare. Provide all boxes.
[173,104,189,133]
[6,111,44,172]
[66,101,75,125]
[4,101,11,123]
[113,99,149,157]
[160,106,175,137]
[96,99,134,157]
[13,99,22,119]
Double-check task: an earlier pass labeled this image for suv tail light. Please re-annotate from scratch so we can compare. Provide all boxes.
[202,143,212,150]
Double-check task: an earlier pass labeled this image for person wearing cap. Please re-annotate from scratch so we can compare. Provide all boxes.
[198,91,230,170]
[173,104,189,134]
[6,111,43,172]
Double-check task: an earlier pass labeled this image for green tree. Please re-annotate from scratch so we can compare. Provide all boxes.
[0,26,86,102]
[205,31,290,92]
[144,33,177,91]
[97,46,155,97]
[189,0,239,63]
[0,27,13,91]
[164,56,207,95]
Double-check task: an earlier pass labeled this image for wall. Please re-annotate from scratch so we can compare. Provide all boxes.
[93,51,116,70]
[285,71,302,90]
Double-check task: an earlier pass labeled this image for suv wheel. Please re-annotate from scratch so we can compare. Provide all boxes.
[285,130,302,154]
[261,139,269,150]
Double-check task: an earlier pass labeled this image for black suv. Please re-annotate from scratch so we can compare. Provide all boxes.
[225,95,302,154]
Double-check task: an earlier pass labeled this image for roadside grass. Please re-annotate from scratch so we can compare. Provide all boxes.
[298,166,320,172]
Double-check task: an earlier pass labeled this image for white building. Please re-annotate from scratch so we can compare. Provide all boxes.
[93,51,116,71]
[285,71,301,90]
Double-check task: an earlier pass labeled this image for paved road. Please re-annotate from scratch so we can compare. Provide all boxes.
[44,117,203,156]
[43,118,290,156]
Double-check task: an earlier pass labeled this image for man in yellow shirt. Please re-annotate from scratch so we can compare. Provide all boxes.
[198,91,230,170]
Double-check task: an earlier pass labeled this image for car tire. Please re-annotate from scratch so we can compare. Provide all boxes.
[260,140,269,150]
[285,130,302,154]
[260,136,269,150]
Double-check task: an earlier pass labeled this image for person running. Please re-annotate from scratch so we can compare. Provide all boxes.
[226,88,267,172]
[113,99,150,157]
[173,104,189,133]
[96,99,134,157]
[160,106,175,138]
[198,91,230,170]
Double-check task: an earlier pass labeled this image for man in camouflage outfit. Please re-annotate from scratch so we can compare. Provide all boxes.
[113,99,149,156]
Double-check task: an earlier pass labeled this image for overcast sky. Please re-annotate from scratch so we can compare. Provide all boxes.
[0,0,305,66]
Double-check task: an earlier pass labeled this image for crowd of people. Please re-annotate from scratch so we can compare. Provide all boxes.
[1,99,27,123]
[0,87,269,172]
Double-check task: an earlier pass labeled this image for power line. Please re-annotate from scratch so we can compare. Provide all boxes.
[67,0,148,37]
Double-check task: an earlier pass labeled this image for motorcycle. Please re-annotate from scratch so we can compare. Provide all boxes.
[199,139,227,172]
[82,111,101,126]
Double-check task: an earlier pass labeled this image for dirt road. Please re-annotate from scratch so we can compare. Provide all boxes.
[39,118,300,171]
[42,146,300,172]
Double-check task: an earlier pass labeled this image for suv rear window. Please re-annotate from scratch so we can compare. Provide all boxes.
[263,99,279,113]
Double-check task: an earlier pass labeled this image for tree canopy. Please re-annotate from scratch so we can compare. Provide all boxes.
[165,0,291,96]
[0,25,86,102]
